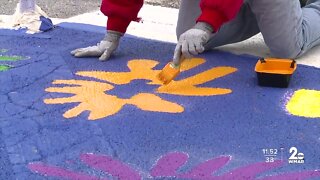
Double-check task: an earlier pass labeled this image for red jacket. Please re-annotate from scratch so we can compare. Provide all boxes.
[101,0,243,33]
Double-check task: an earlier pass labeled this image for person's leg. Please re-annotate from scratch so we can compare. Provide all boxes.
[306,0,318,5]
[19,0,36,13]
[177,0,261,49]
[301,1,320,55]
[249,0,320,58]
[176,0,202,39]
[204,0,261,49]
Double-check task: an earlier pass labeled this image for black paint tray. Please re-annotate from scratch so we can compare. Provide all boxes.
[255,58,297,88]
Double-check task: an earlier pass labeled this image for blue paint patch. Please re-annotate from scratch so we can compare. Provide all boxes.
[0,29,52,39]
[0,24,319,179]
[57,22,106,34]
[39,16,54,32]
[0,129,13,179]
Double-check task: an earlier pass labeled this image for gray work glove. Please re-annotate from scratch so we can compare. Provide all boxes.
[71,30,123,61]
[173,22,213,65]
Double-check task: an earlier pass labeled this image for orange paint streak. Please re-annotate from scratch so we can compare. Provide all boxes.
[128,93,184,113]
[179,58,206,72]
[77,58,237,96]
[76,58,206,85]
[77,60,160,85]
[157,66,237,96]
[44,80,183,120]
[44,59,237,120]
[44,80,125,120]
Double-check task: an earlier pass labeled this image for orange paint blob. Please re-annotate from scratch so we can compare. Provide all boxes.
[44,58,237,120]
[45,80,183,120]
[157,66,237,96]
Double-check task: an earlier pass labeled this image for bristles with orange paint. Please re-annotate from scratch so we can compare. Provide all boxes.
[157,62,180,85]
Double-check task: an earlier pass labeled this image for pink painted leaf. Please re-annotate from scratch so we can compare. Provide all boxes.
[28,152,320,180]
[150,152,189,177]
[80,153,141,180]
[28,163,104,180]
[260,170,320,180]
[179,156,231,179]
[218,160,283,179]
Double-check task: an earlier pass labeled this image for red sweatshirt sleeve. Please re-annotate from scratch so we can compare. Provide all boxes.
[101,0,144,33]
[197,0,243,32]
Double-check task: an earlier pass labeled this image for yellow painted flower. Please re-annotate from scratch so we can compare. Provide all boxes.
[44,58,237,120]
[286,89,320,118]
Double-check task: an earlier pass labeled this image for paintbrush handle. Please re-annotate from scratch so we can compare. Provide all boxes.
[172,54,185,67]
[169,62,180,69]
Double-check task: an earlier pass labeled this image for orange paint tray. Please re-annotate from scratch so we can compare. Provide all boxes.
[255,58,297,88]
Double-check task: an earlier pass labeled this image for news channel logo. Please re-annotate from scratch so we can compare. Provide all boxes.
[262,147,304,164]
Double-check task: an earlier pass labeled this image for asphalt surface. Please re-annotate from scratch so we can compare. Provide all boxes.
[0,0,179,18]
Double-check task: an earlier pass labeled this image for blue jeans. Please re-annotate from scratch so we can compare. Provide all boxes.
[176,0,320,59]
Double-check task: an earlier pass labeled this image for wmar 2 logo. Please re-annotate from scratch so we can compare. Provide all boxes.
[288,147,305,164]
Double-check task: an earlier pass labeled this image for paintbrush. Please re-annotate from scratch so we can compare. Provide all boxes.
[157,55,185,85]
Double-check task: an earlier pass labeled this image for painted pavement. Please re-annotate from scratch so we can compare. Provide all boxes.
[0,24,319,179]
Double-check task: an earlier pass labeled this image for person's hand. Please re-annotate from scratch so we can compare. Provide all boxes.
[71,30,122,61]
[173,22,213,65]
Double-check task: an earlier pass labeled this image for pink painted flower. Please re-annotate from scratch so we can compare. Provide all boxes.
[29,152,320,180]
